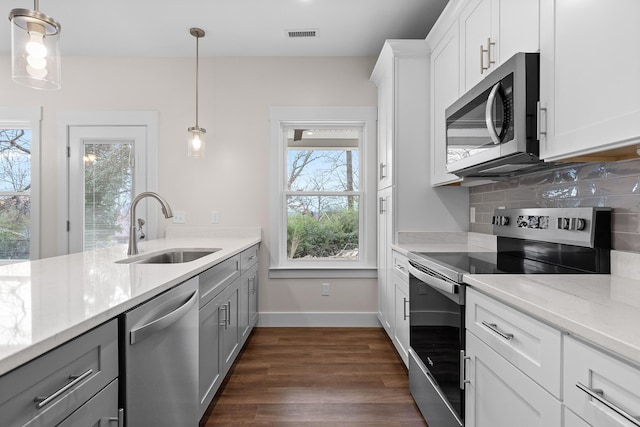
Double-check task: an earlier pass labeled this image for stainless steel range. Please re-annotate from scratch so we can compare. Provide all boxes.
[407,207,611,427]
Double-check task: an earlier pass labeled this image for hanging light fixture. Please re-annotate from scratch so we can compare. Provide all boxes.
[187,27,206,158]
[8,0,61,90]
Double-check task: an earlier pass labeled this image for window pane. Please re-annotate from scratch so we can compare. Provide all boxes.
[0,129,31,192]
[287,195,359,260]
[84,143,133,251]
[0,195,30,260]
[287,128,359,192]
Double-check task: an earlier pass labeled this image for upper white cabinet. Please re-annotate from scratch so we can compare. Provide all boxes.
[459,0,539,92]
[430,23,463,186]
[539,0,640,162]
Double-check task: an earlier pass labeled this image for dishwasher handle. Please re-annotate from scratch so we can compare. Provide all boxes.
[130,290,198,345]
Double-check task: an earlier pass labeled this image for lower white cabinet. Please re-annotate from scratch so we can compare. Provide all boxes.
[563,335,640,427]
[465,331,562,427]
[391,251,410,367]
[0,319,119,427]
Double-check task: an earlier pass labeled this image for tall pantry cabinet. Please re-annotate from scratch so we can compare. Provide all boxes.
[370,40,468,354]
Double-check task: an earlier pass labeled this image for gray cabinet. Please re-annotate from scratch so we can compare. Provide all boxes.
[239,244,259,344]
[0,319,119,427]
[57,380,120,427]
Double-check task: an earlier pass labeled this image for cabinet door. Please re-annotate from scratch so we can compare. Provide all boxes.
[539,0,640,161]
[496,0,539,63]
[239,263,258,343]
[460,0,496,91]
[431,23,463,186]
[220,281,240,374]
[392,272,410,367]
[377,68,394,190]
[465,332,562,427]
[377,187,393,336]
[199,293,223,417]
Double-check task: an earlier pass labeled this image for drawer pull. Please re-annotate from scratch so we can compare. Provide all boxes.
[34,368,93,409]
[576,382,640,426]
[248,254,256,261]
[481,321,514,341]
[109,408,125,427]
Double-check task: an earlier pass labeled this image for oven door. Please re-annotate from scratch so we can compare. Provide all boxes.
[408,263,465,426]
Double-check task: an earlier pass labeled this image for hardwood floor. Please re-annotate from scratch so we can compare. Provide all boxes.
[200,327,427,426]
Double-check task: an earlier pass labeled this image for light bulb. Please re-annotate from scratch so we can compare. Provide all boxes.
[26,32,47,58]
[27,55,47,70]
[26,65,48,79]
[191,134,202,151]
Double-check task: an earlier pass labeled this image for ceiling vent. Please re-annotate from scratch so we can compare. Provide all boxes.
[287,29,318,38]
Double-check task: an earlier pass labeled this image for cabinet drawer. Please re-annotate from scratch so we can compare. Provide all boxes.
[391,250,408,281]
[466,288,562,398]
[240,244,259,273]
[199,254,240,307]
[564,336,640,427]
[57,379,120,427]
[0,319,118,427]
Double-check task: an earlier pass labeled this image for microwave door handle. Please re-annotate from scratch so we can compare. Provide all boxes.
[485,82,502,145]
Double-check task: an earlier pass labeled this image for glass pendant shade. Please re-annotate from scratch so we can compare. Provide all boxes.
[9,8,61,90]
[187,126,206,158]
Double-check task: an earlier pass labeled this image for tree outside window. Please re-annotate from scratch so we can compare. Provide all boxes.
[0,128,31,260]
[285,128,361,261]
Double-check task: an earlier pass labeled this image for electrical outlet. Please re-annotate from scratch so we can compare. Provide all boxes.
[321,282,330,296]
[470,207,476,223]
[210,211,219,224]
[172,210,186,224]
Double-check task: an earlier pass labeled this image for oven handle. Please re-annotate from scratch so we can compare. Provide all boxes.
[485,82,503,145]
[408,264,460,297]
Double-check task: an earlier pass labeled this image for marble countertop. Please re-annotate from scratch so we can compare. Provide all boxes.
[0,227,261,376]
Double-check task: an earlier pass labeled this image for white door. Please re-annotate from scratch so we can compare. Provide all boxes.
[68,126,148,254]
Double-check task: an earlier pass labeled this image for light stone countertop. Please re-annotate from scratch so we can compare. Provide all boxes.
[0,227,261,376]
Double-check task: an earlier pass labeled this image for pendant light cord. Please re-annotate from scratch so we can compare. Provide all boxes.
[195,34,199,128]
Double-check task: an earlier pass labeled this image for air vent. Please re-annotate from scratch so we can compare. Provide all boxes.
[287,29,318,38]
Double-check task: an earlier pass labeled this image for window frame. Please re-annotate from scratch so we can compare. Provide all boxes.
[0,107,41,262]
[269,106,377,278]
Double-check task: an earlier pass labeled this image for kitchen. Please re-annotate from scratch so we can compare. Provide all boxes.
[1,0,640,426]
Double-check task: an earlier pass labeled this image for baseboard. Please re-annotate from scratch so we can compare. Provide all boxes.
[257,312,380,327]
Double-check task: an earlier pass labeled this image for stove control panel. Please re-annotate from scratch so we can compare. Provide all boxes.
[491,207,611,247]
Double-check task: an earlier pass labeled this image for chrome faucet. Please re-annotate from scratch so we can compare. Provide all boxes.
[127,192,173,255]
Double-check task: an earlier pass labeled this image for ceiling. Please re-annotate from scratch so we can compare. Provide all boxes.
[1,0,449,57]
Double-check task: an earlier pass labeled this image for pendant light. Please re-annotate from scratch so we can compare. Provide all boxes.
[187,27,206,158]
[8,0,61,90]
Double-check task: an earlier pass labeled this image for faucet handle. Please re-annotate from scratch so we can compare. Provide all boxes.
[137,218,146,239]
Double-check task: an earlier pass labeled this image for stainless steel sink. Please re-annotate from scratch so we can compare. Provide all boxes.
[116,249,220,264]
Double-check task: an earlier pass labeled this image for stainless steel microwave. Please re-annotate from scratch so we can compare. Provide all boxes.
[445,52,541,177]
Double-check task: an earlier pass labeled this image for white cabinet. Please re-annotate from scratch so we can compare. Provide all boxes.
[465,288,562,426]
[376,187,393,336]
[563,335,640,427]
[0,319,120,427]
[539,0,640,162]
[430,23,463,186]
[391,251,410,367]
[465,332,562,427]
[459,0,539,92]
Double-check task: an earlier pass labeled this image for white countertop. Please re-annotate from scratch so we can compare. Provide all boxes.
[0,228,261,376]
[464,273,640,366]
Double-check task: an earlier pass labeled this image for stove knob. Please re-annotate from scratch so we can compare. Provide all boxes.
[557,217,570,230]
[500,216,510,226]
[576,218,586,230]
[569,218,587,231]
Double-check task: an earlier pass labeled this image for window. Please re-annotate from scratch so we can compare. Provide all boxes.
[270,107,377,277]
[0,107,40,263]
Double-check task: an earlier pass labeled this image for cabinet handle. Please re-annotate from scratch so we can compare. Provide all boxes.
[537,101,547,139]
[379,197,386,214]
[227,301,232,326]
[34,368,94,409]
[379,162,387,180]
[249,277,257,295]
[481,321,514,340]
[248,254,256,261]
[480,38,496,74]
[403,297,409,320]
[576,382,640,426]
[460,350,471,390]
[130,290,198,345]
[220,304,228,328]
[108,408,125,427]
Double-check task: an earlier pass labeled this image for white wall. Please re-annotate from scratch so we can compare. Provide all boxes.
[0,55,379,324]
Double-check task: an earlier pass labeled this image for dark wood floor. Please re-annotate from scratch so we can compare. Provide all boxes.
[200,327,427,426]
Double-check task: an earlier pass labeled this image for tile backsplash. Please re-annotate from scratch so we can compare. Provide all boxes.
[469,157,640,252]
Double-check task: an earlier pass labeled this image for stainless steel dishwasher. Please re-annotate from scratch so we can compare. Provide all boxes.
[122,276,199,426]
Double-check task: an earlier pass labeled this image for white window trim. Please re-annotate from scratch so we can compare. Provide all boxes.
[56,111,158,256]
[0,106,41,262]
[269,106,377,279]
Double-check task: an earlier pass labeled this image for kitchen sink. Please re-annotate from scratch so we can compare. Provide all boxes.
[116,249,221,264]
